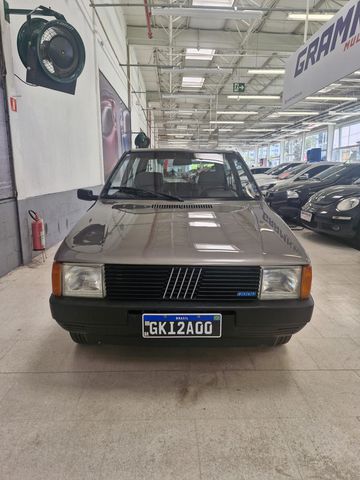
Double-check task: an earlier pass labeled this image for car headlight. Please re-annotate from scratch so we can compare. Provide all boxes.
[287,190,299,199]
[260,267,302,300]
[62,264,105,298]
[336,197,360,211]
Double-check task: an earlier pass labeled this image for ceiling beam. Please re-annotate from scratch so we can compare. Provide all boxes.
[146,90,282,104]
[127,26,304,52]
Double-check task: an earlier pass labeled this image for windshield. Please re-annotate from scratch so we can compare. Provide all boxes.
[268,164,290,175]
[312,164,360,183]
[278,163,308,180]
[101,151,260,201]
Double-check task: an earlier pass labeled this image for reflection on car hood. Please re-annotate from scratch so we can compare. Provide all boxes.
[253,173,276,181]
[272,179,316,193]
[255,177,279,187]
[55,200,310,266]
[309,185,360,205]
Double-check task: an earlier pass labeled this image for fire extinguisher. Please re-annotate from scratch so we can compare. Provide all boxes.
[28,210,45,251]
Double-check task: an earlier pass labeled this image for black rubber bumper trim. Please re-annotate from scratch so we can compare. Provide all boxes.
[50,295,314,339]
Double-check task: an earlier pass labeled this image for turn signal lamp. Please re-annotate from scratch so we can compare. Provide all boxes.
[300,265,312,300]
[52,262,62,297]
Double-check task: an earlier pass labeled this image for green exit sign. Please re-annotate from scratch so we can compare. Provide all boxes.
[233,82,246,93]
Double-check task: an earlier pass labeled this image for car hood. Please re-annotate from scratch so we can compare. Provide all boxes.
[253,174,276,181]
[256,177,279,187]
[55,200,309,266]
[309,185,360,205]
[272,178,322,193]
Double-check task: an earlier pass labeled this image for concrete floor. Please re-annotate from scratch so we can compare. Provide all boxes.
[0,231,360,480]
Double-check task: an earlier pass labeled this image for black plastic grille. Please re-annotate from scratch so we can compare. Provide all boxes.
[151,204,213,209]
[105,265,261,301]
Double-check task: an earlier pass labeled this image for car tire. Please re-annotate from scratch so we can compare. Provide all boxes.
[69,332,97,345]
[271,335,292,346]
[353,226,360,249]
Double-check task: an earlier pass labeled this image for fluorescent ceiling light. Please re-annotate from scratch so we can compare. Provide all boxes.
[216,110,257,115]
[163,130,197,133]
[182,76,205,88]
[306,96,358,102]
[328,111,360,117]
[210,120,244,124]
[260,122,293,125]
[246,128,276,132]
[318,83,341,93]
[162,93,214,99]
[340,78,360,83]
[302,122,336,126]
[247,69,285,75]
[287,13,334,21]
[167,133,194,137]
[185,48,215,61]
[271,111,320,116]
[152,7,262,20]
[228,95,281,100]
[202,128,233,132]
[282,129,308,133]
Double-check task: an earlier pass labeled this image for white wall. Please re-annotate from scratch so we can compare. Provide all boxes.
[0,0,148,201]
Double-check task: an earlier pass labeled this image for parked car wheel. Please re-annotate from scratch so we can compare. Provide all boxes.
[271,335,292,346]
[69,332,97,345]
[353,226,360,249]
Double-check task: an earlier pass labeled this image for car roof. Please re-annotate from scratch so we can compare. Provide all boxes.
[128,148,238,154]
[306,161,338,166]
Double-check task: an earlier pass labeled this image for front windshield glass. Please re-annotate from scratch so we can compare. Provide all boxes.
[312,164,360,182]
[278,163,308,180]
[269,164,290,175]
[101,151,260,201]
[265,165,283,175]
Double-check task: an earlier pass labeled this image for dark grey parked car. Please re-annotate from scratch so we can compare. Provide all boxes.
[50,150,313,346]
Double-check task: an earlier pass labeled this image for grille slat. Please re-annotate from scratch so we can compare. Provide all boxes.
[152,204,213,210]
[105,265,261,301]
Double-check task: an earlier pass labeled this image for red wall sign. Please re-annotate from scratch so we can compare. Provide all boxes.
[9,97,17,112]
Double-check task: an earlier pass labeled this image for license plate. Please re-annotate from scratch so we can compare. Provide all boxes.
[142,313,222,339]
[300,210,312,222]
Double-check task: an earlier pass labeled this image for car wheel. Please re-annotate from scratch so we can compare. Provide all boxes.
[69,332,97,345]
[271,335,292,346]
[353,226,360,249]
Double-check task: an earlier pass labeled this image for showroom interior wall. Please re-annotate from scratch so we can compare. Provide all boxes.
[0,0,148,271]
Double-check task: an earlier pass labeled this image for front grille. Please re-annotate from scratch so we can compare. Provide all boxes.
[105,265,261,301]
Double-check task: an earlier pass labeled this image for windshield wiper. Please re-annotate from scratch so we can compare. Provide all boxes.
[109,186,184,202]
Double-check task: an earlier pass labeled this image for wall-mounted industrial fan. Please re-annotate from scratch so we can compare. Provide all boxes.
[15,6,85,94]
[135,131,151,148]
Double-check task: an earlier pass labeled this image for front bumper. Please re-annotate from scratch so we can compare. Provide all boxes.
[301,206,359,239]
[267,194,302,221]
[50,295,314,343]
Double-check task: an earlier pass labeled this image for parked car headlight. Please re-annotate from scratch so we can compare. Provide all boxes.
[260,267,302,300]
[336,197,360,211]
[63,264,105,298]
[287,190,299,199]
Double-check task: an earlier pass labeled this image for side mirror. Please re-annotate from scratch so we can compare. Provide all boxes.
[298,173,309,181]
[77,189,98,201]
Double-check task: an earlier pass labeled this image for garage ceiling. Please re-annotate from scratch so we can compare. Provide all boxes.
[98,1,360,149]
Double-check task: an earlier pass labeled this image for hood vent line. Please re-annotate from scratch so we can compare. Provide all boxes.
[152,204,213,209]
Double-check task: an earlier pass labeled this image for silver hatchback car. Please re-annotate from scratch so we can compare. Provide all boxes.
[50,150,313,346]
